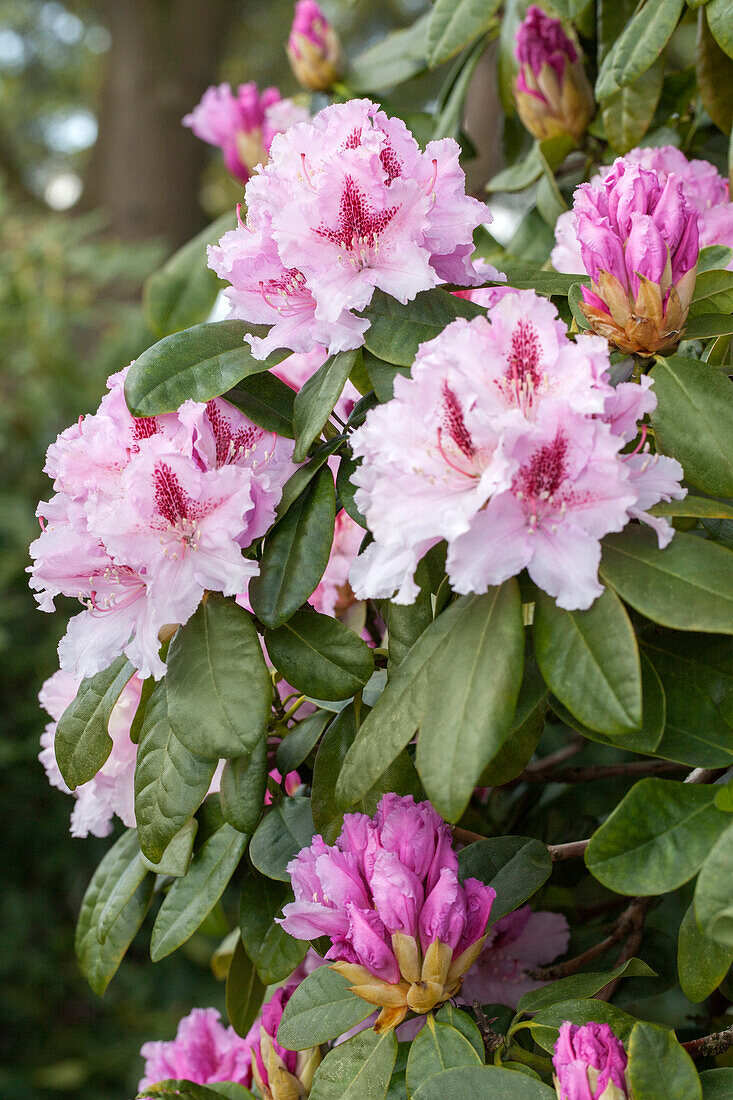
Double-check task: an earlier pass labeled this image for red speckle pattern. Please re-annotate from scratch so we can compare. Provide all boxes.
[441,382,475,459]
[205,401,261,467]
[154,463,203,525]
[514,433,568,503]
[506,319,542,390]
[316,176,398,252]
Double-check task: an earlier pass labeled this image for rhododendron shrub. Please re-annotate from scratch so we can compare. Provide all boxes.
[31,2,733,1098]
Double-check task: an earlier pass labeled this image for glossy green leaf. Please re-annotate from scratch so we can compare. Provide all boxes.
[416,582,524,821]
[311,1028,398,1100]
[347,12,429,93]
[406,1019,482,1098]
[97,846,149,944]
[75,829,154,996]
[225,372,296,437]
[678,900,733,1002]
[135,681,218,863]
[684,313,733,339]
[139,1079,256,1100]
[585,778,730,895]
[219,739,268,835]
[600,527,733,634]
[363,288,484,367]
[336,453,367,528]
[701,1069,733,1098]
[277,966,376,1050]
[250,468,336,629]
[276,440,342,520]
[239,873,307,984]
[293,350,359,463]
[266,608,374,701]
[534,587,642,735]
[528,999,636,1053]
[650,356,733,497]
[596,0,685,100]
[434,1006,484,1059]
[479,656,547,785]
[627,1021,702,1100]
[56,656,135,788]
[276,710,330,774]
[426,0,501,68]
[486,145,544,194]
[457,837,552,925]
[411,1066,555,1099]
[125,320,287,417]
[226,936,266,1039]
[691,269,733,315]
[432,37,488,141]
[695,821,733,946]
[150,824,247,961]
[498,267,580,295]
[166,596,271,760]
[650,497,733,519]
[249,797,315,882]
[707,0,733,60]
[516,958,656,1015]
[602,59,664,153]
[143,212,232,339]
[140,819,198,878]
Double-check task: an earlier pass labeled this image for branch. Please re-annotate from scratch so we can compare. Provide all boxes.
[682,1024,733,1059]
[596,897,652,1002]
[527,897,649,981]
[505,760,685,786]
[547,839,590,861]
[685,767,728,785]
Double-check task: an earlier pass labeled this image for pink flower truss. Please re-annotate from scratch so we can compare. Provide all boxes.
[347,290,685,611]
[553,1021,630,1099]
[29,369,295,680]
[553,145,732,274]
[459,905,569,1010]
[183,82,309,184]
[208,99,489,358]
[138,1008,254,1092]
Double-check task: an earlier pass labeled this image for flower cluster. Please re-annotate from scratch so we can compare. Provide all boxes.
[553,144,733,275]
[347,289,685,611]
[279,794,495,1032]
[208,98,488,359]
[139,1008,254,1092]
[514,5,594,143]
[287,0,343,92]
[568,159,699,355]
[29,368,295,681]
[553,1022,630,1100]
[184,82,309,184]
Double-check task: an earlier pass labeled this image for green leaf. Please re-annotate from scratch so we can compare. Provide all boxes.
[498,267,581,295]
[125,320,288,417]
[432,37,488,141]
[457,837,552,925]
[707,0,733,60]
[434,1006,484,1059]
[551,0,592,15]
[336,454,367,528]
[691,269,733,315]
[239,873,307,984]
[627,1021,702,1100]
[678,900,733,1002]
[226,936,266,1039]
[276,441,342,520]
[139,1080,256,1100]
[695,821,733,945]
[602,58,664,153]
[585,778,730,895]
[386,564,435,676]
[56,656,135,788]
[134,681,218,863]
[363,289,484,367]
[528,999,636,1053]
[427,0,502,68]
[411,1066,555,1099]
[143,212,232,339]
[600,527,733,634]
[650,356,733,498]
[516,958,656,1015]
[150,824,247,961]
[701,1069,733,1099]
[650,497,733,520]
[479,652,547,785]
[486,146,544,194]
[698,245,733,273]
[311,1029,398,1100]
[140,819,198,878]
[533,587,642,735]
[166,596,271,760]
[406,1019,482,1098]
[219,739,268,835]
[293,351,359,463]
[97,847,149,944]
[416,582,524,821]
[684,313,733,339]
[75,829,154,996]
[250,468,336,629]
[277,966,376,1050]
[363,351,410,404]
[266,608,375,701]
[347,12,429,93]
[249,797,315,882]
[225,372,296,438]
[276,710,330,774]
[596,0,685,101]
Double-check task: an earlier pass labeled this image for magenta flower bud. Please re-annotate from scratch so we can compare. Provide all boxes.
[514,6,593,142]
[576,159,699,356]
[249,985,323,1100]
[369,850,424,938]
[553,1022,630,1100]
[287,0,343,92]
[418,867,467,953]
[138,1008,254,1092]
[346,904,401,984]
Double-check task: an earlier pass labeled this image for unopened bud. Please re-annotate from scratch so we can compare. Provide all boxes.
[553,1021,632,1100]
[514,5,593,143]
[287,1,343,92]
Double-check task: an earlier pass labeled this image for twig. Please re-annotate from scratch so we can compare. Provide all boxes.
[528,897,649,981]
[547,839,590,861]
[523,738,585,773]
[472,1001,505,1056]
[682,1024,733,1059]
[596,898,652,1002]
[685,767,728,785]
[504,760,685,787]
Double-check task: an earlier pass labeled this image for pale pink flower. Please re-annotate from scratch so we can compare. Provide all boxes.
[139,1008,254,1092]
[310,510,365,618]
[553,1021,630,1099]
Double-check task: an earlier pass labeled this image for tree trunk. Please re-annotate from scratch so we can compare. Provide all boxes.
[86,0,230,248]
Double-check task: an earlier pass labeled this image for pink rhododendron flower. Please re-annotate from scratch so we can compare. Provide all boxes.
[183,82,309,184]
[138,1007,254,1092]
[247,983,322,1099]
[209,99,488,358]
[459,905,569,1009]
[29,369,295,680]
[346,290,684,611]
[279,794,495,1032]
[553,145,733,274]
[287,0,343,92]
[310,509,365,619]
[553,1021,630,1099]
[514,6,593,142]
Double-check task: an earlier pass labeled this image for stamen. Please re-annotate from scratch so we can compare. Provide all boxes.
[621,423,648,462]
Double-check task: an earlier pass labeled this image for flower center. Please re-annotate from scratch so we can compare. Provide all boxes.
[316,175,398,265]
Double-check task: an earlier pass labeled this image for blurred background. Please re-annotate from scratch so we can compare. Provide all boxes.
[0,2,459,1097]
